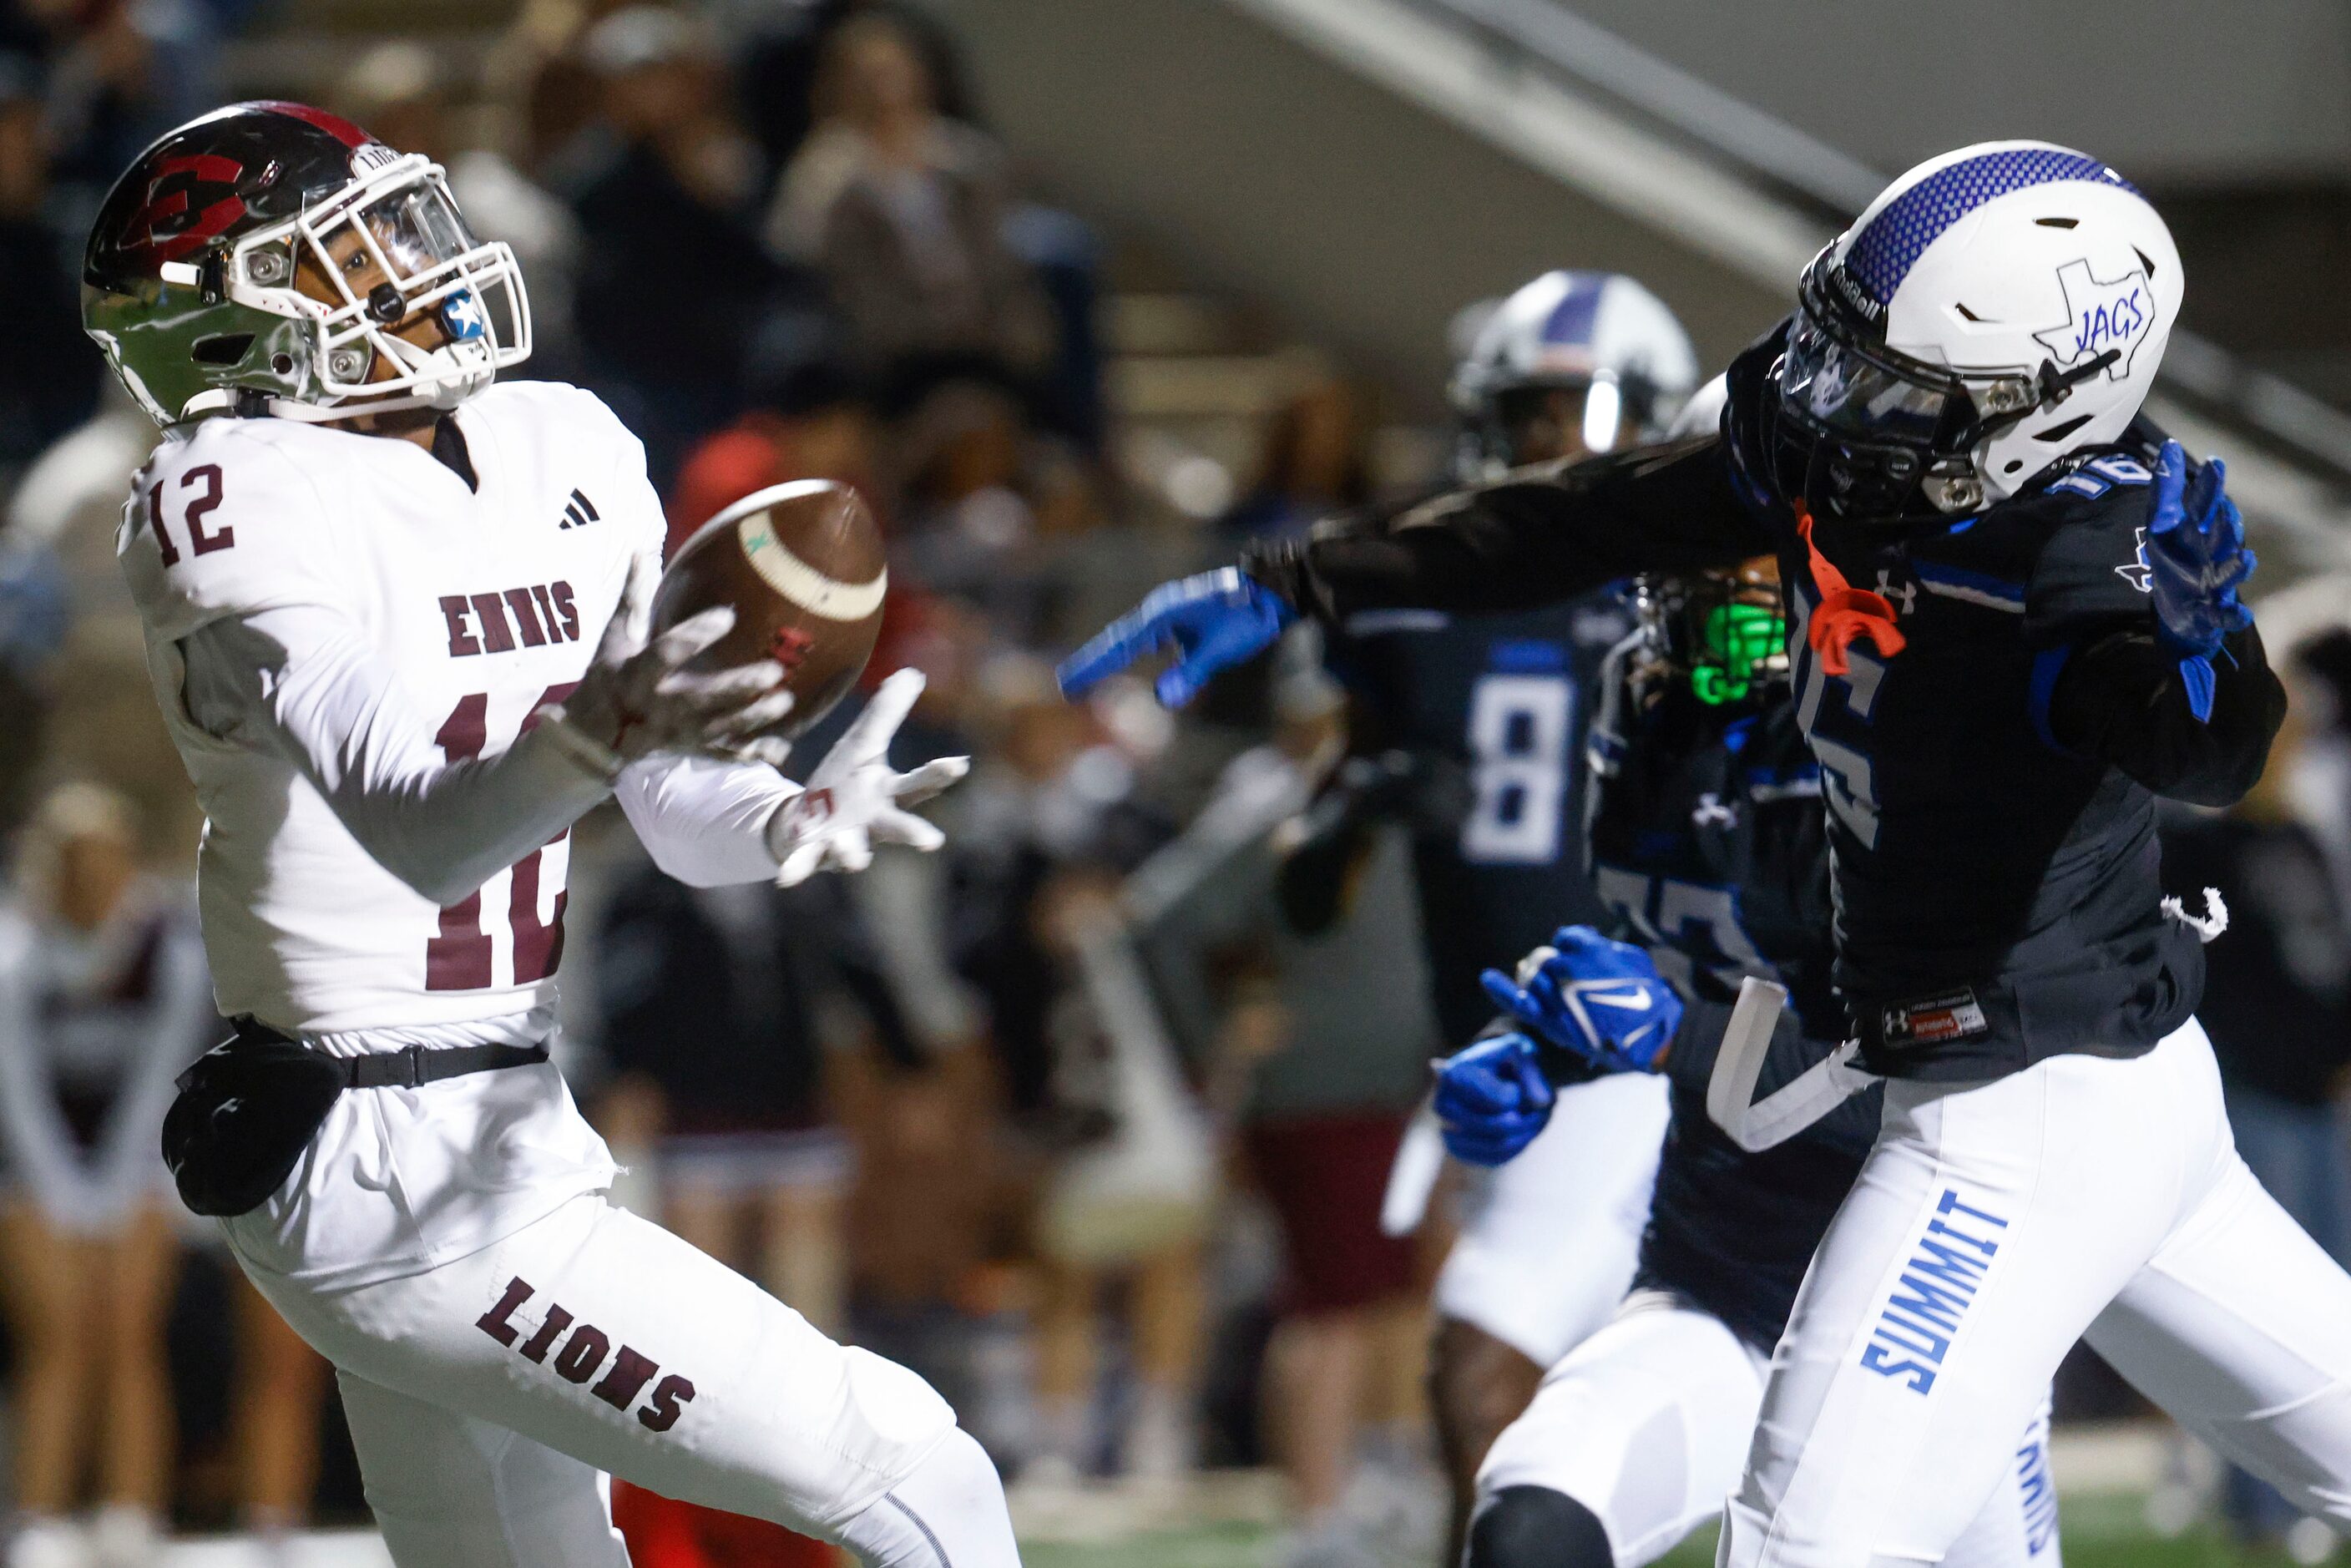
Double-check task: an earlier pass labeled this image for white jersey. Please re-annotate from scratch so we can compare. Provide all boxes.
[119,381,795,1287]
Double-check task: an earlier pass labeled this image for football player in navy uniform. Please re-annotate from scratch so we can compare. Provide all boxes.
[1280,272,1695,1543]
[1429,503,2061,1566]
[1062,142,2351,1565]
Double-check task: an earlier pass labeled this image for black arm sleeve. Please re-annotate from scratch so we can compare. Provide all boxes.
[1242,434,1772,624]
[2047,625,2286,807]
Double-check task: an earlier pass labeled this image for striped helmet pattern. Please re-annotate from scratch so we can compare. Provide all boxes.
[1842,148,2141,306]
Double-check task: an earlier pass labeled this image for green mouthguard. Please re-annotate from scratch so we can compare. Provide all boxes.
[1691,602,1787,705]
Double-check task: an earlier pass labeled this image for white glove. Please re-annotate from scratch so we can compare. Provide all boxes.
[766,668,970,885]
[543,556,797,777]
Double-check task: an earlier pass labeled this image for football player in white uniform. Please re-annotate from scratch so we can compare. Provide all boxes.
[81,102,1019,1567]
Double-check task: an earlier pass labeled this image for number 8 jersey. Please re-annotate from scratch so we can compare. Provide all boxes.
[121,381,653,1035]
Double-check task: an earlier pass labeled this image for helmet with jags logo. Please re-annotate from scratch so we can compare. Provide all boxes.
[82,101,531,427]
[1769,139,2180,526]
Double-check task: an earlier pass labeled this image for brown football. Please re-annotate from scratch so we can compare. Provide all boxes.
[651,479,887,741]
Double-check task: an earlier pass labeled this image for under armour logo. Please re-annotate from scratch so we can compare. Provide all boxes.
[1874,569,1919,616]
[1692,792,1737,829]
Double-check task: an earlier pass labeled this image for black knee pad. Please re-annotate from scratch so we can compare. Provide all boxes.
[1465,1485,1612,1568]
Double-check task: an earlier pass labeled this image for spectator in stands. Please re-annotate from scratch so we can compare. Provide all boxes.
[594,861,931,1338]
[2161,600,2351,1557]
[0,784,211,1568]
[1130,670,1440,1568]
[17,0,216,238]
[1024,860,1214,1483]
[564,4,804,486]
[765,12,1053,392]
[229,1280,332,1546]
[336,41,586,378]
[887,376,1048,637]
[666,340,880,551]
[0,54,102,488]
[1220,372,1373,544]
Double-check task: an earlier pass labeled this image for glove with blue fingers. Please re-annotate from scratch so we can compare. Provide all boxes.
[1431,1030,1555,1166]
[1479,926,1683,1075]
[2146,439,2256,723]
[1055,567,1297,707]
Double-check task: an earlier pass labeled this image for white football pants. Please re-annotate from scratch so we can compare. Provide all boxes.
[1720,1019,2351,1567]
[241,1191,1020,1567]
[1435,1070,1671,1365]
[1478,1292,2058,1567]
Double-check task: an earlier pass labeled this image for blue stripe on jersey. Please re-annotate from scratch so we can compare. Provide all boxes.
[1844,149,2141,305]
[1488,638,1569,673]
[1541,273,1605,348]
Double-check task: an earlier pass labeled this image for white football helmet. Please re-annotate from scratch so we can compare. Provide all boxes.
[1773,139,2180,524]
[1450,270,1699,479]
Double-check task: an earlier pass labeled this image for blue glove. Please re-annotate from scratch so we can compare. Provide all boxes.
[1432,1031,1555,1166]
[1479,926,1682,1075]
[1055,568,1297,707]
[2146,440,2255,721]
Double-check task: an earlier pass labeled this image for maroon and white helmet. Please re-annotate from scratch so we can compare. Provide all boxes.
[83,100,530,426]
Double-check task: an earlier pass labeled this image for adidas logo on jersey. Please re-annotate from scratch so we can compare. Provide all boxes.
[477,1275,697,1433]
[557,488,599,530]
[441,582,583,657]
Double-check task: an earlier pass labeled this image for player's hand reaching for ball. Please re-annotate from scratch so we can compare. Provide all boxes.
[547,556,798,775]
[766,668,970,886]
[1480,927,1682,1075]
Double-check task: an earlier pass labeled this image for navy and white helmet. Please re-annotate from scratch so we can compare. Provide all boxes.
[1772,140,2180,525]
[1450,271,1699,480]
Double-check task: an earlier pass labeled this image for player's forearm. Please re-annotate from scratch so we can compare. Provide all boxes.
[1241,435,1765,623]
[184,612,613,904]
[2047,625,2285,807]
[614,751,801,887]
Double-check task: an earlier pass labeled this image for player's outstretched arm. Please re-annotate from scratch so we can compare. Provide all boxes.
[1059,436,1764,705]
[1244,435,1766,626]
[612,668,968,888]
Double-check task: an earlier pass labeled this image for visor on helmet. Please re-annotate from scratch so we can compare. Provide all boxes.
[1770,251,2117,525]
[220,152,528,418]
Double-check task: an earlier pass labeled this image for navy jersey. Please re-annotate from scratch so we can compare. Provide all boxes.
[1327,594,1631,1044]
[1253,325,2282,1082]
[1584,653,1874,1350]
[1727,339,2207,1079]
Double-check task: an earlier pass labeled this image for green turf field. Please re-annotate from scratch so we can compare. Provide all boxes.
[1018,1493,2338,1567]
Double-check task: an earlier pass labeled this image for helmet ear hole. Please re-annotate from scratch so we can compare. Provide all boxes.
[191,334,254,366]
[270,352,296,375]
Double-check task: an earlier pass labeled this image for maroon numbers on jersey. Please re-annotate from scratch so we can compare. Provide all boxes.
[147,464,234,567]
[425,684,579,990]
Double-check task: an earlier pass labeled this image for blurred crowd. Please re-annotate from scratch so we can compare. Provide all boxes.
[0,3,2344,1567]
[0,0,1456,1560]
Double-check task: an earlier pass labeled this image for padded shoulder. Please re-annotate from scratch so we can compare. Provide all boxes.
[119,420,351,643]
[2018,453,2162,644]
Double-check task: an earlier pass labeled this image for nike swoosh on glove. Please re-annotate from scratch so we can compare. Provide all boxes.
[1480,925,1682,1075]
[767,668,969,885]
[1431,1031,1555,1166]
[2146,439,2256,721]
[1055,567,1296,708]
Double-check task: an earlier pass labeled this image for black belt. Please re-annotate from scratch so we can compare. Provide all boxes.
[231,1017,551,1091]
